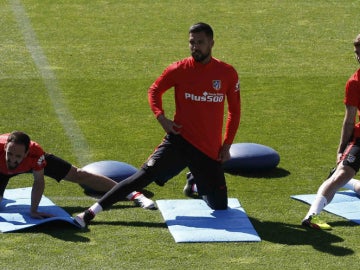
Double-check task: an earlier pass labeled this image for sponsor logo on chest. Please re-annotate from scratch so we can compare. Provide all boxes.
[184,80,224,103]
[185,92,224,102]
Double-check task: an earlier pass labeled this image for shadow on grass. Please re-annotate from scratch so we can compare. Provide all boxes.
[17,219,166,239]
[89,220,167,228]
[12,220,91,242]
[227,167,290,179]
[250,218,354,256]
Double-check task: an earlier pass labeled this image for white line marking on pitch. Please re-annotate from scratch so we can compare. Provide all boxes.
[9,0,92,166]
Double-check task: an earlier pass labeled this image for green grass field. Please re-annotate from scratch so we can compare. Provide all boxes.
[1,0,360,269]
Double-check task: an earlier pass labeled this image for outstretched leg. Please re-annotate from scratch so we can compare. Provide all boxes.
[64,166,116,192]
[63,166,155,209]
[302,164,356,230]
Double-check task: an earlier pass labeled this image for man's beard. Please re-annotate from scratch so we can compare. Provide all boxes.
[7,161,19,170]
[192,51,210,62]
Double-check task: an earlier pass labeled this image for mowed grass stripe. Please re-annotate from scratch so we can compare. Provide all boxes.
[9,0,92,166]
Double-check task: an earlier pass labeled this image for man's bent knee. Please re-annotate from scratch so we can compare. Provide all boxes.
[202,191,228,210]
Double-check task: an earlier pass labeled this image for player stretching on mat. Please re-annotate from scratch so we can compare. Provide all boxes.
[0,131,155,219]
[302,34,360,230]
[74,22,241,228]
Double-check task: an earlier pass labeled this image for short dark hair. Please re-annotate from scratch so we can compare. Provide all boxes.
[7,131,31,152]
[189,22,213,39]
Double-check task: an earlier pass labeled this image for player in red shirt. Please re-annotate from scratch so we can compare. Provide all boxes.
[302,34,360,230]
[0,131,155,218]
[75,22,241,228]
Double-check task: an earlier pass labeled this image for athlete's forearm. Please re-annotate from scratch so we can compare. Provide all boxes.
[31,180,45,214]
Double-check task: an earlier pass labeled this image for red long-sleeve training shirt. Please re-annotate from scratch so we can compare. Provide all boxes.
[148,57,241,160]
[344,69,360,137]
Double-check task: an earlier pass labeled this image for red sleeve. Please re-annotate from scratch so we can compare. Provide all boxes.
[223,71,241,145]
[344,79,360,107]
[148,63,177,118]
[28,141,47,171]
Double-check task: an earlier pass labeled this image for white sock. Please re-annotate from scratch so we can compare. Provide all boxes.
[342,179,357,191]
[305,195,328,220]
[126,191,138,201]
[89,202,103,215]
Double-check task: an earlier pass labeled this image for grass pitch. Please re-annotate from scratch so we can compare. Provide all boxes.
[1,0,360,269]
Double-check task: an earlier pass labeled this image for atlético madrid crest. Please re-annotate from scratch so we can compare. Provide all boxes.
[212,80,221,90]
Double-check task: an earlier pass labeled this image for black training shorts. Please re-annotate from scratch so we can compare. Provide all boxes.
[142,133,227,196]
[43,153,72,181]
[341,139,360,173]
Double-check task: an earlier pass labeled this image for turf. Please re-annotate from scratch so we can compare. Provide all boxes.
[1,0,360,269]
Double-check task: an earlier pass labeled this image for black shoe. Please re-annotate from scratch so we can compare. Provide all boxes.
[74,209,95,228]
